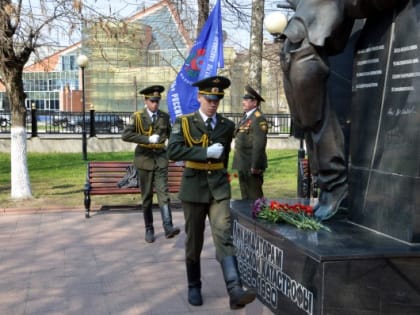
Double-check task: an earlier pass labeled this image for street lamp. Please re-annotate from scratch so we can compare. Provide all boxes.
[77,54,89,161]
[264,11,288,41]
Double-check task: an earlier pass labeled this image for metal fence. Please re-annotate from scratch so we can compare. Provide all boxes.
[0,110,292,136]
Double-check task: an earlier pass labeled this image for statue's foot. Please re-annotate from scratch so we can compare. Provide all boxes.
[314,184,348,221]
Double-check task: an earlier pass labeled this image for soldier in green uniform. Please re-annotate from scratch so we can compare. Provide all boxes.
[122,85,180,243]
[167,76,256,309]
[232,85,268,200]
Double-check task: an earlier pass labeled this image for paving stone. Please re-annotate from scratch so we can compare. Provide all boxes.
[0,210,271,314]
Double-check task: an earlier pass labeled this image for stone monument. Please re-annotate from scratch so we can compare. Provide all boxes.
[349,2,420,243]
[231,1,420,314]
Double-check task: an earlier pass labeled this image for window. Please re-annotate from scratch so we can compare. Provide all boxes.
[61,55,77,71]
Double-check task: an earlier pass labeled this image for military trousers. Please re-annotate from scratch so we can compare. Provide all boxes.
[238,171,264,200]
[182,199,235,263]
[138,165,170,211]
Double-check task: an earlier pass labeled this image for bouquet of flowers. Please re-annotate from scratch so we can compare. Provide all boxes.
[252,198,330,231]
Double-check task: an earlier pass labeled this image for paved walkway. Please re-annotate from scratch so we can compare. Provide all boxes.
[0,208,272,315]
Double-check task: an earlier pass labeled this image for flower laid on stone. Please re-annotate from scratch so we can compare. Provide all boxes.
[252,198,330,231]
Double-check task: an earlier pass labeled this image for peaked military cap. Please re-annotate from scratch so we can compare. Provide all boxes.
[192,76,231,100]
[243,85,265,102]
[139,85,165,101]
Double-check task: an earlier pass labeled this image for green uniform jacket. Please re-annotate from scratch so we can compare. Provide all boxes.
[121,109,171,171]
[167,111,235,203]
[232,109,268,171]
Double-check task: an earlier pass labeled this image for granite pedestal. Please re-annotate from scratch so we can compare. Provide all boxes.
[231,200,420,315]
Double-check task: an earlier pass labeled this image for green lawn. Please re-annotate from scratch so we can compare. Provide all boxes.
[0,149,298,209]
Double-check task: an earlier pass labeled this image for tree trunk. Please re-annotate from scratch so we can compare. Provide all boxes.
[4,67,32,199]
[0,0,33,200]
[196,0,209,35]
[11,126,32,199]
[248,0,265,91]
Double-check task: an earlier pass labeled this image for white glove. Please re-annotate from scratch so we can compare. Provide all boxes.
[149,134,160,144]
[206,143,224,159]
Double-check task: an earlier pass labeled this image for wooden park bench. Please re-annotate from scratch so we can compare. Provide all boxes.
[84,161,184,218]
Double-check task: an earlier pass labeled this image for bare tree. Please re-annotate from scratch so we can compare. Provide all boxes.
[196,0,250,39]
[0,0,82,199]
[0,0,124,200]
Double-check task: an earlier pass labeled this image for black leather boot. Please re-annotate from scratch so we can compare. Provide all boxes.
[160,204,180,238]
[186,260,203,306]
[221,256,256,309]
[143,206,155,243]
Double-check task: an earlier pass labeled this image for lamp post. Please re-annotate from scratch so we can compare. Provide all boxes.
[77,54,89,161]
[31,102,38,137]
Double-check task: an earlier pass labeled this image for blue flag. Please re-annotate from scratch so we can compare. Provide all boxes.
[167,0,224,122]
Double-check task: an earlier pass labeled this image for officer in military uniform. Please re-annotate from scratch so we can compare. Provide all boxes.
[122,85,180,243]
[232,85,268,200]
[167,76,256,309]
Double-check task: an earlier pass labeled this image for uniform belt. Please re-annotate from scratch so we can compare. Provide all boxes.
[185,161,224,170]
[138,143,165,149]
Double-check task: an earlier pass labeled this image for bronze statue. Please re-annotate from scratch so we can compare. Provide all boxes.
[279,0,403,220]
